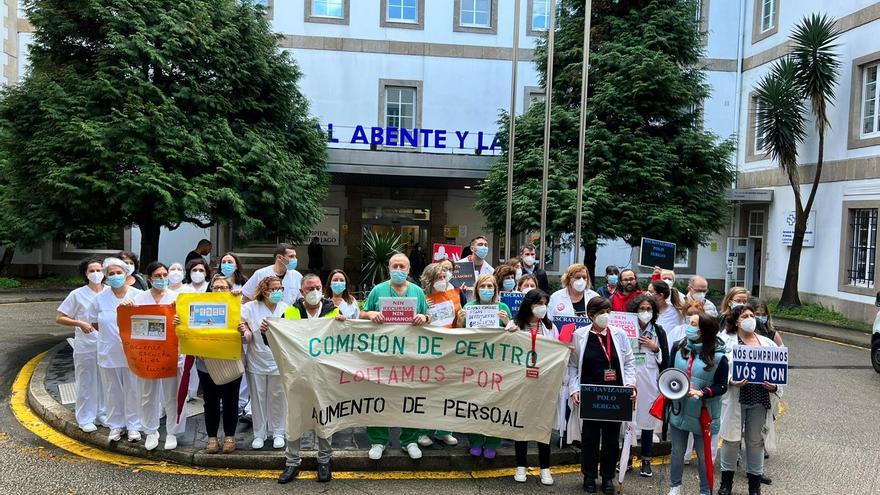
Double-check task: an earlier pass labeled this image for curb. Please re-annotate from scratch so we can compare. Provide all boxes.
[26,343,671,472]
[0,295,67,304]
[774,318,871,349]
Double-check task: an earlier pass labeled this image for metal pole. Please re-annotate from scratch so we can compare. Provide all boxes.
[538,0,556,269]
[573,0,592,265]
[505,0,521,261]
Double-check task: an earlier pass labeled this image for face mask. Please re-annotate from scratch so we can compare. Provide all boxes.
[515,269,523,280]
[685,324,700,342]
[433,280,448,292]
[190,271,206,284]
[305,289,322,306]
[445,271,453,282]
[286,258,298,271]
[168,271,184,285]
[756,315,768,325]
[662,278,675,287]
[740,317,757,333]
[268,289,284,304]
[502,279,516,292]
[152,278,169,290]
[124,263,136,275]
[593,313,610,329]
[731,302,744,310]
[107,274,126,289]
[691,291,706,302]
[532,304,548,319]
[572,279,588,293]
[220,262,235,277]
[521,287,535,294]
[390,270,408,285]
[478,288,495,302]
[638,311,653,324]
[607,275,619,285]
[87,272,104,285]
[475,245,489,259]
[331,281,347,295]
[522,255,535,266]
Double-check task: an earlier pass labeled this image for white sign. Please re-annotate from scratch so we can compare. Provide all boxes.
[465,305,501,329]
[781,211,815,247]
[310,207,340,247]
[608,312,639,340]
[379,297,418,324]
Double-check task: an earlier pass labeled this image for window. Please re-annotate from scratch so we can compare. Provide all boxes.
[748,210,765,237]
[530,0,550,33]
[751,0,778,43]
[312,0,343,18]
[760,0,776,32]
[847,208,877,288]
[862,63,879,137]
[524,86,545,111]
[674,249,690,269]
[849,52,880,149]
[746,93,770,161]
[385,87,416,129]
[387,0,417,22]
[460,0,490,27]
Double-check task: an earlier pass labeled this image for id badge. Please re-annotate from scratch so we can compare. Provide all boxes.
[603,369,617,382]
[634,352,647,366]
[526,365,540,379]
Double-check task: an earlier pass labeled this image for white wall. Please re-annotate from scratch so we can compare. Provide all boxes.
[130,223,212,267]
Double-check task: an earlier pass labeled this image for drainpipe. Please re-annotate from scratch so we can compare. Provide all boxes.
[731,0,747,238]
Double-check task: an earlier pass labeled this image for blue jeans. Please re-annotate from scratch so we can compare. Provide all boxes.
[720,403,767,475]
[669,425,710,495]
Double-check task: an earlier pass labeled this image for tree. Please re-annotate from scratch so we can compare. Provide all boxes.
[0,0,329,268]
[478,0,735,276]
[756,14,840,308]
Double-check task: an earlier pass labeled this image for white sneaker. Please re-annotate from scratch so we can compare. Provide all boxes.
[368,444,385,460]
[164,434,177,450]
[108,428,123,442]
[404,442,422,460]
[540,468,554,486]
[127,430,142,442]
[417,434,433,447]
[96,414,109,426]
[251,437,265,450]
[437,434,458,446]
[514,466,527,482]
[273,436,286,449]
[144,432,160,451]
[80,423,97,433]
[667,486,681,495]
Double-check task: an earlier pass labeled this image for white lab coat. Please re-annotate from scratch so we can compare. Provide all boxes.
[634,326,664,431]
[566,324,637,443]
[520,321,563,432]
[241,265,303,305]
[57,285,106,426]
[548,288,600,319]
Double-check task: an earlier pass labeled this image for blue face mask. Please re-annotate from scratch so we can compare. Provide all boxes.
[475,245,489,259]
[756,315,768,325]
[268,290,284,304]
[220,262,235,277]
[502,279,516,292]
[478,288,495,302]
[685,324,700,342]
[330,281,347,295]
[390,270,408,285]
[607,275,619,285]
[286,258,298,271]
[152,278,169,290]
[107,274,126,289]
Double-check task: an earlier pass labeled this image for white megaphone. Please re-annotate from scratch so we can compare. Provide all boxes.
[658,368,690,400]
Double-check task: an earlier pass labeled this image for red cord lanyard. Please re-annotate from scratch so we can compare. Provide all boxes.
[529,324,540,366]
[595,330,612,364]
[686,354,695,378]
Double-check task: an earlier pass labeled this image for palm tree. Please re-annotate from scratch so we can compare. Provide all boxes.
[755,14,840,308]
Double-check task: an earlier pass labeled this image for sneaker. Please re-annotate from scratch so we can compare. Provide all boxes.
[483,448,496,459]
[404,442,422,460]
[417,435,434,447]
[273,436,286,449]
[127,430,142,442]
[469,445,482,457]
[96,414,109,426]
[640,458,653,477]
[108,428,123,442]
[540,468,554,486]
[514,466,527,483]
[437,434,458,446]
[667,487,681,495]
[144,432,160,451]
[80,423,97,433]
[251,437,265,450]
[164,434,177,450]
[368,444,385,460]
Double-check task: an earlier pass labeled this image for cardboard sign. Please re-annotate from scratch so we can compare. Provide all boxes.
[118,304,179,379]
[731,345,788,385]
[609,312,639,339]
[433,243,463,262]
[450,261,476,289]
[465,304,501,328]
[380,297,418,324]
[500,291,525,318]
[553,315,591,344]
[579,385,635,422]
[639,237,677,270]
[176,292,242,360]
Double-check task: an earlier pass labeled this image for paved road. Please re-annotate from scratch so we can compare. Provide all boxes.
[1,301,878,494]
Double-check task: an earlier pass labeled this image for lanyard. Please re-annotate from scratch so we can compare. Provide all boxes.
[594,330,612,364]
[686,354,695,378]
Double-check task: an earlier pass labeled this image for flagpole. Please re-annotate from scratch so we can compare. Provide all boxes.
[505,0,521,261]
[538,0,556,270]
[573,0,592,265]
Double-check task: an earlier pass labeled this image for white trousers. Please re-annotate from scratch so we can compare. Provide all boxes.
[246,372,286,440]
[73,351,104,426]
[138,373,185,436]
[99,367,142,431]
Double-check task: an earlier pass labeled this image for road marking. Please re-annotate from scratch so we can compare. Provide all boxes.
[12,351,677,480]
[779,331,869,350]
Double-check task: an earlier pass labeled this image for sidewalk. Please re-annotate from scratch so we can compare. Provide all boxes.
[773,316,872,348]
[0,289,70,304]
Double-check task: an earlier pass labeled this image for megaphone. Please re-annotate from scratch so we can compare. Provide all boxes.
[658,368,690,400]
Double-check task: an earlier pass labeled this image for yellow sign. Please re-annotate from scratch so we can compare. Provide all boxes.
[175,292,242,360]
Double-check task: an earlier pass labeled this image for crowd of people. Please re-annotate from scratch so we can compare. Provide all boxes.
[55,237,784,493]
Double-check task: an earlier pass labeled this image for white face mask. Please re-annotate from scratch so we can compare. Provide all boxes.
[445,271,453,282]
[638,311,653,324]
[305,289,322,306]
[190,271,206,284]
[433,280,448,292]
[124,263,135,276]
[532,304,548,319]
[572,279,588,293]
[515,269,523,280]
[87,272,104,285]
[522,255,535,267]
[740,317,757,333]
[690,291,706,302]
[521,287,535,294]
[593,313,610,329]
[662,278,675,287]
[168,271,185,285]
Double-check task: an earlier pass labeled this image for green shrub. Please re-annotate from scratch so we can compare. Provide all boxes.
[0,277,22,290]
[768,299,871,332]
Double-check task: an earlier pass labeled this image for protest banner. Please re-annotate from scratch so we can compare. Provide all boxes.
[118,304,178,379]
[265,318,570,443]
[500,291,525,318]
[731,345,788,385]
[449,261,476,289]
[639,237,677,270]
[465,304,500,328]
[433,243,463,262]
[579,385,635,422]
[175,292,242,360]
[379,297,418,324]
[553,315,591,344]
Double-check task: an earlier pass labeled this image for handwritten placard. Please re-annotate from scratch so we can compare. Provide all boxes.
[176,292,242,360]
[465,304,501,329]
[380,297,418,324]
[118,304,178,379]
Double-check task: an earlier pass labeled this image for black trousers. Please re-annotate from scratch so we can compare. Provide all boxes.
[514,440,551,469]
[581,420,621,480]
[198,370,241,438]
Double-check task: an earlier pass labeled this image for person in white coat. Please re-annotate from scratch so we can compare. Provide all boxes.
[55,256,107,433]
[717,304,783,495]
[548,263,599,320]
[241,243,303,305]
[240,275,289,450]
[86,257,143,443]
[131,261,185,451]
[184,259,210,293]
[567,297,637,495]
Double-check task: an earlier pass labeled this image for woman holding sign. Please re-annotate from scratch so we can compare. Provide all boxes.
[718,304,782,495]
[422,263,464,329]
[131,261,185,451]
[566,297,636,495]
